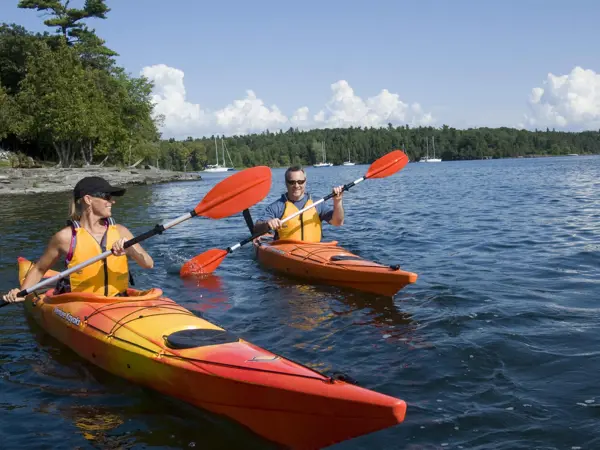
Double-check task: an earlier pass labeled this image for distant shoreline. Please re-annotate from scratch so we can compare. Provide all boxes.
[0,166,201,196]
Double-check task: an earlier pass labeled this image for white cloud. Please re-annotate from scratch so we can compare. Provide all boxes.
[140,64,210,137]
[315,81,434,128]
[290,106,310,126]
[141,64,435,139]
[523,66,600,130]
[215,90,288,135]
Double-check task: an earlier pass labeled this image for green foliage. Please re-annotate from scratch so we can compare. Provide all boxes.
[16,40,92,166]
[0,23,49,94]
[18,0,110,40]
[18,0,117,70]
[0,83,13,139]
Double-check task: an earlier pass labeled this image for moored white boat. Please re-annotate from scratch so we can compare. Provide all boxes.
[418,137,442,162]
[313,142,333,167]
[203,137,234,172]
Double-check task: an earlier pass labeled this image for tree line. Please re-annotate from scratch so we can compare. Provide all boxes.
[179,125,600,170]
[2,1,600,172]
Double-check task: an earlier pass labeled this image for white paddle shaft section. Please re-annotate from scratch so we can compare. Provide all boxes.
[281,175,365,225]
[162,212,193,230]
[284,197,324,223]
[22,251,112,295]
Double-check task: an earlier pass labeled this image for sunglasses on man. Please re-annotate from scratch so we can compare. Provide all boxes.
[286,179,306,186]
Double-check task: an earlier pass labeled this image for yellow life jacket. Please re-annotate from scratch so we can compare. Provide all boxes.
[64,218,129,296]
[278,195,322,242]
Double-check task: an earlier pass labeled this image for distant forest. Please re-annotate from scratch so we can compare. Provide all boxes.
[165,125,600,170]
[2,1,599,171]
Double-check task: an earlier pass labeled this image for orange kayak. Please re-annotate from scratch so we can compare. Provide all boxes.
[17,257,406,449]
[254,238,418,296]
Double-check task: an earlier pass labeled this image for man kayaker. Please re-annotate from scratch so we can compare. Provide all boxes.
[2,176,154,303]
[253,166,344,242]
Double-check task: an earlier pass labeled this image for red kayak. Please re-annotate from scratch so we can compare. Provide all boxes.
[254,237,418,296]
[17,257,406,449]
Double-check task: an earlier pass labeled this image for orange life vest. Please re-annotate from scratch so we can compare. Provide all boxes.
[278,195,322,242]
[63,218,129,296]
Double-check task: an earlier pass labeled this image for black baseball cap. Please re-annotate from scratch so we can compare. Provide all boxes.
[73,176,126,200]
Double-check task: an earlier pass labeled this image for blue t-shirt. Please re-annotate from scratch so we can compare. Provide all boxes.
[259,193,334,224]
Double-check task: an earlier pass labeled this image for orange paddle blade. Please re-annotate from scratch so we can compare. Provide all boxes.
[366,150,408,179]
[180,249,228,277]
[194,166,272,219]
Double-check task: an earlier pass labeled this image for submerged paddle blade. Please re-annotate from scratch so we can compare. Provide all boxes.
[180,248,228,277]
[366,150,408,179]
[194,166,271,219]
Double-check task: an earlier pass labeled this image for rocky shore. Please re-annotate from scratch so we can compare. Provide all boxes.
[0,166,202,195]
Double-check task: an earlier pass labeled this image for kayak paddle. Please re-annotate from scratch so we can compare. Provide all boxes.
[0,166,272,308]
[180,149,409,276]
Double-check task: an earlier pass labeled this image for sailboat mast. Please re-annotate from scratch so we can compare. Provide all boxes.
[214,137,219,165]
[222,138,225,166]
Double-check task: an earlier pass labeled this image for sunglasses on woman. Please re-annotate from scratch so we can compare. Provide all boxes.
[90,192,113,201]
[286,179,306,186]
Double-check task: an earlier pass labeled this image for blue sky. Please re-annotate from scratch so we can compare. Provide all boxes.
[3,0,600,138]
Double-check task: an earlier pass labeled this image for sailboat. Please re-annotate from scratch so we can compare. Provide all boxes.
[204,137,235,172]
[419,137,442,163]
[343,148,355,166]
[313,142,333,167]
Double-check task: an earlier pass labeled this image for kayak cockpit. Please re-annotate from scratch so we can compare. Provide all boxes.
[41,287,164,304]
[164,328,240,349]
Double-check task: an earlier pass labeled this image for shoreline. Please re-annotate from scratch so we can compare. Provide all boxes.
[0,166,202,196]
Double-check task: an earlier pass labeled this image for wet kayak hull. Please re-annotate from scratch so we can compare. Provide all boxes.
[17,257,406,449]
[254,238,418,296]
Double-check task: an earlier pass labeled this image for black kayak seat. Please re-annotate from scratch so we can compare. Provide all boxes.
[329,255,363,262]
[164,328,240,349]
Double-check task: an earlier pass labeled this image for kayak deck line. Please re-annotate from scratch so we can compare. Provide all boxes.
[273,242,406,270]
[84,303,196,334]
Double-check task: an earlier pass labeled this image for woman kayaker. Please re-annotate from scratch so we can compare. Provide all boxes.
[2,176,154,303]
[253,166,344,242]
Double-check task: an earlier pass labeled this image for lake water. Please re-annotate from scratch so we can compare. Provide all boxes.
[1,156,599,449]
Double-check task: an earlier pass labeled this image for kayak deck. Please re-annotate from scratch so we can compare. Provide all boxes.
[17,257,406,449]
[254,238,418,296]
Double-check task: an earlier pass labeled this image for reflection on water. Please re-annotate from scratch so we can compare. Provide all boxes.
[68,405,124,443]
[181,273,232,314]
[267,275,417,337]
[62,394,279,450]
